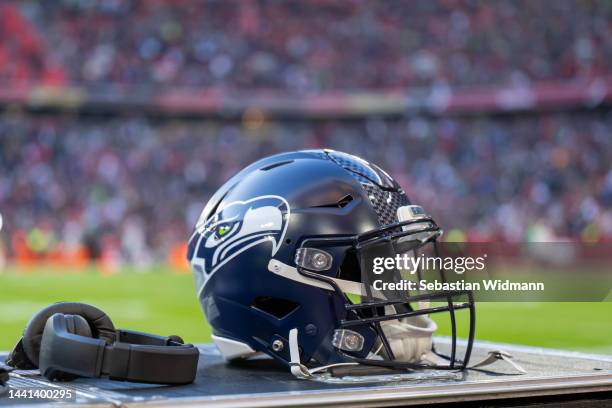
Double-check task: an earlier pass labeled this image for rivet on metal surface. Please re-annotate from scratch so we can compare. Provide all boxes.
[272,340,284,352]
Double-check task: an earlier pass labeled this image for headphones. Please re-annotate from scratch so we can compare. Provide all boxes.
[6,302,199,385]
[0,363,10,396]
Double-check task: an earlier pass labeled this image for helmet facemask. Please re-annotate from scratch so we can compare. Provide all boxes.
[293,209,475,372]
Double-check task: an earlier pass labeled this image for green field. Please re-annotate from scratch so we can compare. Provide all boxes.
[1,267,611,354]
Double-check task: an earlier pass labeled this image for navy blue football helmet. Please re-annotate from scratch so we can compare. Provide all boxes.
[188,150,474,377]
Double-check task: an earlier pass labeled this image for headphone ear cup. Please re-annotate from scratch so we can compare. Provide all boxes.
[20,309,59,368]
[5,339,36,370]
[40,314,88,382]
[63,315,93,337]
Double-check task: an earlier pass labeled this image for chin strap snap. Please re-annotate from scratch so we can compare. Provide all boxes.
[288,328,358,379]
[469,350,526,374]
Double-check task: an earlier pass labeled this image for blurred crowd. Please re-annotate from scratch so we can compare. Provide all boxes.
[1,0,611,267]
[3,0,611,90]
[1,111,611,265]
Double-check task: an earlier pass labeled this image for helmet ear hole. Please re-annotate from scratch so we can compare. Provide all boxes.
[338,250,361,283]
[251,297,299,319]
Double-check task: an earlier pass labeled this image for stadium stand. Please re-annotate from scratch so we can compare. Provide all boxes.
[0,0,611,265]
[1,111,611,265]
[13,0,612,90]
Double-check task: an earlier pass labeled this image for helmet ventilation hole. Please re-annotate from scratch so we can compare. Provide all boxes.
[310,194,354,209]
[251,296,299,319]
[259,160,294,171]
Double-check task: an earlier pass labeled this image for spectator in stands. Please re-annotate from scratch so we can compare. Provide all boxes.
[1,111,611,263]
[9,0,612,91]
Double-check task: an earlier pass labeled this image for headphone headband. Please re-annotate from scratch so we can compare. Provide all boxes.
[22,302,115,367]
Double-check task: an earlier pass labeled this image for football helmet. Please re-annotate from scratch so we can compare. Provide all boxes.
[188,149,474,377]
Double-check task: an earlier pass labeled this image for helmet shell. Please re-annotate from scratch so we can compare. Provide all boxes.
[188,150,410,366]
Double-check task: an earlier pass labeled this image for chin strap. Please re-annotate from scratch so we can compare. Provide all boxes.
[288,328,526,380]
[289,329,358,379]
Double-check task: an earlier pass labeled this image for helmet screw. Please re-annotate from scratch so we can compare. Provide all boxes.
[272,339,284,352]
[305,324,318,336]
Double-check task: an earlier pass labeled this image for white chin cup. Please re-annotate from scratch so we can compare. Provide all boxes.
[379,315,437,363]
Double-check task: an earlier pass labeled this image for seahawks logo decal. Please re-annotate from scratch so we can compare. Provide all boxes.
[188,195,290,294]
